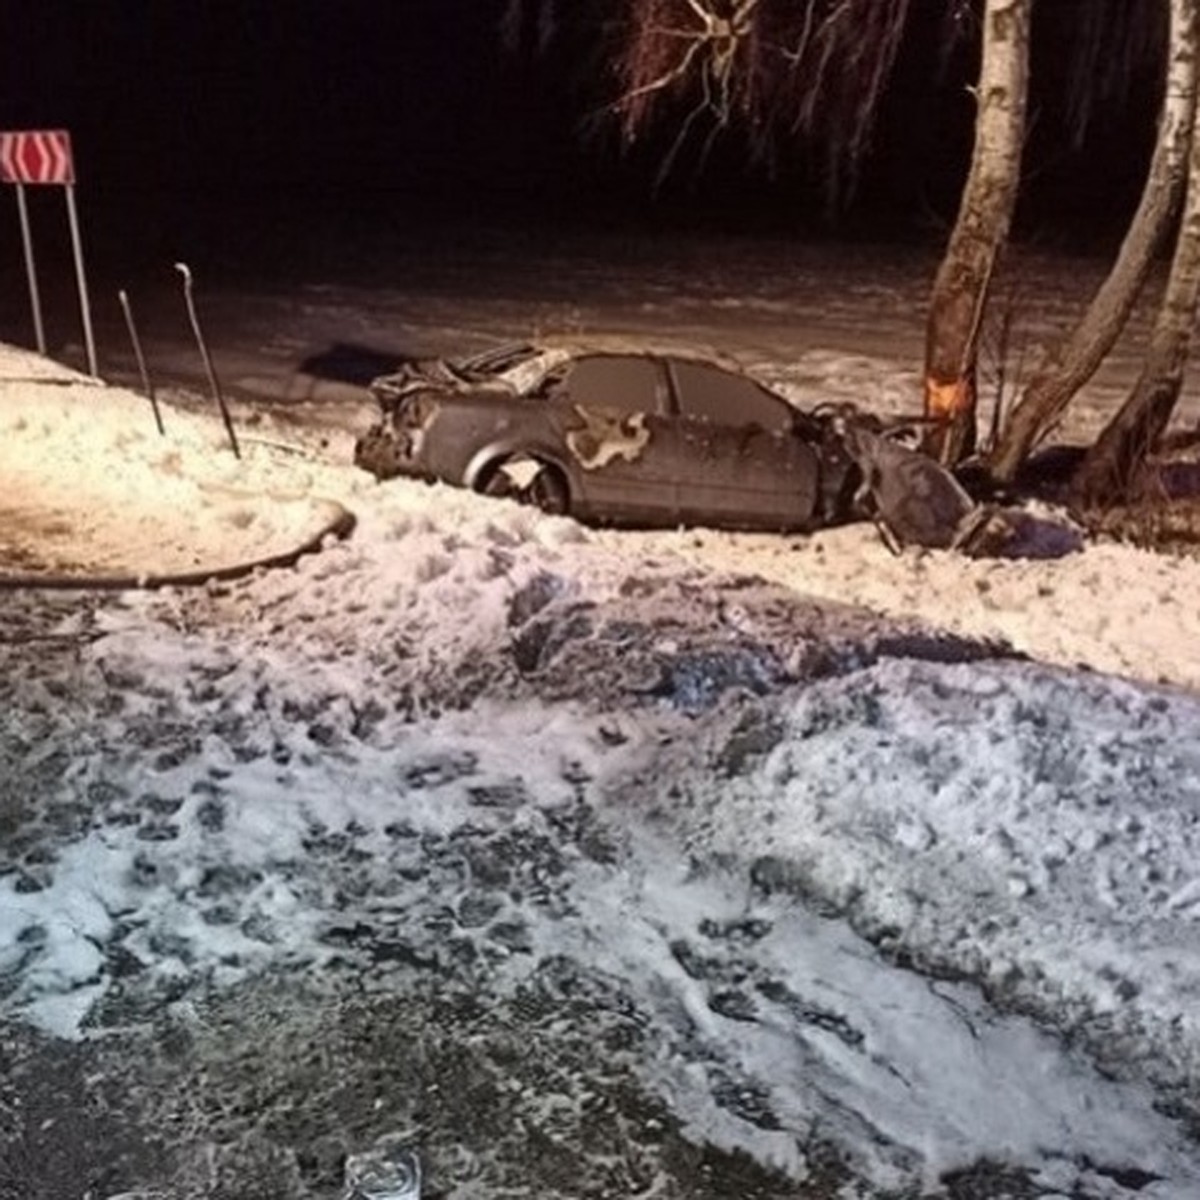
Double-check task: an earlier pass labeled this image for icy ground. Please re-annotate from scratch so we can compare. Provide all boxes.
[3,228,1200,1198]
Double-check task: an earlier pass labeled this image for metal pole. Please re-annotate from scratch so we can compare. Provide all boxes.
[63,183,97,376]
[175,261,241,459]
[14,183,46,355]
[118,288,165,435]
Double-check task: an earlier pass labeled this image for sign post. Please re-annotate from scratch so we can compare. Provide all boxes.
[63,181,96,377]
[12,180,45,355]
[0,129,97,377]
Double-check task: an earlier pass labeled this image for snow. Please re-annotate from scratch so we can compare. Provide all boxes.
[3,236,1200,1197]
[0,377,348,580]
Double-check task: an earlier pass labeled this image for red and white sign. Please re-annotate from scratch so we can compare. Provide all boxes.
[0,130,75,186]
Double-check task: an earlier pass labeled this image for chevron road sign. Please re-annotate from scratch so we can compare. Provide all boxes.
[1,129,95,375]
[0,129,75,185]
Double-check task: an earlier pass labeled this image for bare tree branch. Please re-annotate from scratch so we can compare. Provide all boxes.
[609,0,915,202]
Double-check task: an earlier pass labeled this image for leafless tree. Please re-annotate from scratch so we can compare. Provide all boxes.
[1074,8,1200,507]
[922,0,1030,466]
[607,0,916,200]
[988,0,1191,482]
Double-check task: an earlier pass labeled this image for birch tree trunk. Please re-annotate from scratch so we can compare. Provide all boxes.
[1074,70,1200,506]
[988,0,1197,483]
[923,0,1030,465]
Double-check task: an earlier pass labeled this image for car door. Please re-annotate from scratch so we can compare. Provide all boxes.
[664,359,821,531]
[546,354,682,524]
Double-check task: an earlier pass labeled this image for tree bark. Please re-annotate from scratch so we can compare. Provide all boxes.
[923,0,1030,466]
[1074,62,1200,507]
[988,0,1196,483]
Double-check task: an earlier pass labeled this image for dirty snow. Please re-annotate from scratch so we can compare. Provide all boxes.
[3,231,1200,1197]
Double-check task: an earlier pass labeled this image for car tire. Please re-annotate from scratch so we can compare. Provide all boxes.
[481,457,570,516]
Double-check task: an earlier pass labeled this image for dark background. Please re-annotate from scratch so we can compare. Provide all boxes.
[0,1,1164,277]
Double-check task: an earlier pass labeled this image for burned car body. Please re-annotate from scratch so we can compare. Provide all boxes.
[353,340,977,544]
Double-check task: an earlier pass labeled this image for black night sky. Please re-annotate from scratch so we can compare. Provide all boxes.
[0,2,1164,278]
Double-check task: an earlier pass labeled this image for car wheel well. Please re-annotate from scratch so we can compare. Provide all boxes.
[477,454,571,516]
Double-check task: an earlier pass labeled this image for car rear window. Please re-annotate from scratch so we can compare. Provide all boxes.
[562,356,664,413]
[670,360,793,432]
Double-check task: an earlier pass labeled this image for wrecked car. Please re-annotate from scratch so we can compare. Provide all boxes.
[353,340,980,546]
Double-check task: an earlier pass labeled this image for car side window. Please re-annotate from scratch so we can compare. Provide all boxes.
[561,356,665,414]
[669,360,793,432]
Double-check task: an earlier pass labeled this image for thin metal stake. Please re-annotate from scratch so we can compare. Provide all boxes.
[64,183,97,376]
[118,288,164,436]
[175,261,240,459]
[14,183,45,355]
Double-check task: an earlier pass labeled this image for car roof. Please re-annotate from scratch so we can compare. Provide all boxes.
[369,338,770,405]
[529,334,752,374]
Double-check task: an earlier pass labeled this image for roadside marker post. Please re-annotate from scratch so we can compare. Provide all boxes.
[0,129,98,377]
[118,288,165,436]
[175,262,241,459]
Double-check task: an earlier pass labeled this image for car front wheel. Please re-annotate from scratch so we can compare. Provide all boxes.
[481,456,570,516]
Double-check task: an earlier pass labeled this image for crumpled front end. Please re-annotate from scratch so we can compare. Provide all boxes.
[354,390,442,481]
[354,421,417,480]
